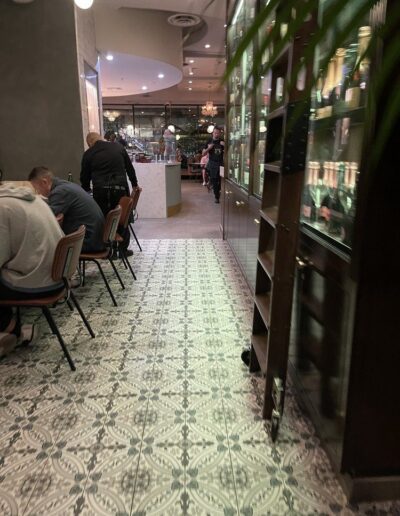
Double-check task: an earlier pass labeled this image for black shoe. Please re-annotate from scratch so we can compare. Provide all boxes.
[215,198,220,204]
[241,349,251,367]
[120,249,133,257]
[110,250,119,260]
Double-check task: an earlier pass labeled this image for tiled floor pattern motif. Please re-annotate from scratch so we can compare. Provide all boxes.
[0,240,399,515]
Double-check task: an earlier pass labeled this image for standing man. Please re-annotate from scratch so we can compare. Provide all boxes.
[29,166,105,253]
[202,126,224,203]
[80,132,139,256]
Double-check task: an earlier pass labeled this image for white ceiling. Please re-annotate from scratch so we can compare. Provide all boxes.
[98,0,227,103]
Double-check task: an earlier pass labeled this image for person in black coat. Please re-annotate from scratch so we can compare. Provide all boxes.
[202,127,224,203]
[80,132,139,255]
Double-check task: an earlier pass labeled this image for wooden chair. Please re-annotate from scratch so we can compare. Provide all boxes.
[117,196,137,280]
[129,187,142,252]
[0,225,94,371]
[79,206,124,307]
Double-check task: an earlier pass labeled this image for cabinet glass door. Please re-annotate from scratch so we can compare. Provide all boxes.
[227,0,257,191]
[300,1,372,252]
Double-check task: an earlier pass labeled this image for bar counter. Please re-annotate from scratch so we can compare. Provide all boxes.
[134,162,181,218]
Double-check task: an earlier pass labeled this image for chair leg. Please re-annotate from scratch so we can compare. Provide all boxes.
[80,260,86,287]
[120,249,137,280]
[69,291,95,338]
[93,260,118,307]
[108,259,125,290]
[129,223,142,252]
[42,307,76,371]
[67,299,74,311]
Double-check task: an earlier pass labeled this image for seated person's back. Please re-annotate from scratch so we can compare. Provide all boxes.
[0,184,64,292]
[29,167,105,253]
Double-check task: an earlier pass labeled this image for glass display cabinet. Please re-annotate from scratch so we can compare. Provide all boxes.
[226,0,256,190]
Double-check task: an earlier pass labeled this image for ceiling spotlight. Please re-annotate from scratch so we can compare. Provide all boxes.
[224,24,227,28]
[105,53,114,61]
[158,73,165,79]
[188,67,194,76]
[189,59,194,64]
[204,44,211,49]
[141,85,148,90]
[74,0,94,9]
[188,80,193,84]
[188,87,192,91]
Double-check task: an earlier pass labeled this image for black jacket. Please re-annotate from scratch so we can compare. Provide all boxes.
[80,140,138,191]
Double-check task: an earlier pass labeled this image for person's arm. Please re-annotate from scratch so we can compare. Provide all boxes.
[123,149,138,188]
[202,142,214,157]
[48,187,71,218]
[80,153,92,191]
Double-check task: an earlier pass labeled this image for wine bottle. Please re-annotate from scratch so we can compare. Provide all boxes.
[67,172,73,182]
[302,163,316,221]
[328,163,346,237]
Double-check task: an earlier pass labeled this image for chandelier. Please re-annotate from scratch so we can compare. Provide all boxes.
[201,101,218,117]
[103,110,120,122]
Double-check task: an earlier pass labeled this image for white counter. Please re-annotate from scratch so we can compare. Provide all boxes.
[134,162,181,218]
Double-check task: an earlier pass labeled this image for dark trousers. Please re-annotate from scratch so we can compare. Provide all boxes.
[210,175,221,200]
[93,187,130,250]
[0,281,64,332]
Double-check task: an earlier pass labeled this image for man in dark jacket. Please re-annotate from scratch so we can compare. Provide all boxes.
[202,126,224,203]
[80,132,139,254]
[29,166,105,253]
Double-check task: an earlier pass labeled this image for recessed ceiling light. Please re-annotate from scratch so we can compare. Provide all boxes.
[141,85,148,90]
[188,80,193,84]
[205,44,211,48]
[141,111,144,114]
[188,87,192,91]
[189,71,194,76]
[158,73,165,79]
[106,53,114,61]
[74,0,93,9]
[224,24,227,28]
[189,59,194,64]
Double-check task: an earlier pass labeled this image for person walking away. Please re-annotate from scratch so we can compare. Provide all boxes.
[80,132,139,257]
[202,127,224,203]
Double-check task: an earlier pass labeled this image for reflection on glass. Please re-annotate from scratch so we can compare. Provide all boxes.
[301,13,371,250]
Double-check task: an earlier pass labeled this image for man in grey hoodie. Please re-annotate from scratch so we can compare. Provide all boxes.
[0,182,64,356]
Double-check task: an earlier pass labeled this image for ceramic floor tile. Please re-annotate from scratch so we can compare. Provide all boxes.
[0,239,399,515]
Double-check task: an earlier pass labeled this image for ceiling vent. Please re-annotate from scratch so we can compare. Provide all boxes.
[167,13,201,28]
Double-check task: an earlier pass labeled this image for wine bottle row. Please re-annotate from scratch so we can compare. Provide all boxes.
[302,161,359,245]
[314,26,371,119]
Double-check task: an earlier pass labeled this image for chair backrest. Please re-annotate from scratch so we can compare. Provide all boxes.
[103,205,121,244]
[130,187,142,210]
[52,225,86,282]
[118,196,134,229]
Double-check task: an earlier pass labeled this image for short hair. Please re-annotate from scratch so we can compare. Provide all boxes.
[86,132,102,147]
[28,166,53,181]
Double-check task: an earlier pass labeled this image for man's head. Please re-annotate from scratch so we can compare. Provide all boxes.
[28,166,54,197]
[212,127,222,141]
[86,132,103,148]
[104,131,116,142]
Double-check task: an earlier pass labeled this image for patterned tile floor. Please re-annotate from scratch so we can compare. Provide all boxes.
[0,240,399,515]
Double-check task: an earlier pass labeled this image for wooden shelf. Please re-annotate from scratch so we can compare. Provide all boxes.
[300,294,324,325]
[264,161,281,173]
[267,105,285,121]
[258,251,274,280]
[311,106,365,129]
[271,42,290,68]
[255,293,271,328]
[251,333,268,375]
[260,207,278,227]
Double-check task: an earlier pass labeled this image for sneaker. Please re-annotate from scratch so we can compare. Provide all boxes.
[18,324,38,347]
[0,333,18,358]
[202,181,206,186]
[241,349,251,367]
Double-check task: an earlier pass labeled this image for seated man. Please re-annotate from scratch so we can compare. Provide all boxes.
[29,166,105,253]
[0,182,64,357]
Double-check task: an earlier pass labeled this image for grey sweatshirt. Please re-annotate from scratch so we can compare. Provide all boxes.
[0,185,64,291]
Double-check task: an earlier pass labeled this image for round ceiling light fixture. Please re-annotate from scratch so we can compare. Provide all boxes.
[74,0,94,9]
[167,13,201,28]
[106,53,114,61]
